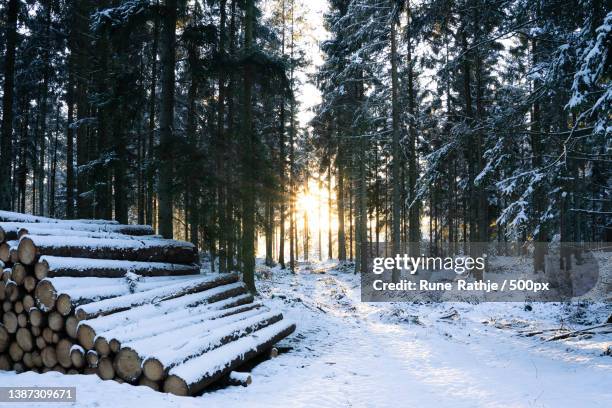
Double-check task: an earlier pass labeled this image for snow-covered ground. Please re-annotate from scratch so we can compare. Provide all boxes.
[1,260,610,407]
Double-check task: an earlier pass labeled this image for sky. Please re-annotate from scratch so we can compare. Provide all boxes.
[293,0,329,128]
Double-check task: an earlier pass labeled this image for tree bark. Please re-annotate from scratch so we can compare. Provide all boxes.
[0,0,19,210]
[158,0,178,238]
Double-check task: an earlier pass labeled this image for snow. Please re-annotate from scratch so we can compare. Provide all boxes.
[168,319,295,384]
[1,260,610,407]
[0,210,119,225]
[75,277,244,318]
[45,275,197,305]
[130,309,278,361]
[81,282,248,334]
[22,235,195,251]
[99,300,262,345]
[1,221,153,235]
[41,255,198,274]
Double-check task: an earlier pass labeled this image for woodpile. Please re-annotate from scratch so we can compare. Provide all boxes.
[0,211,294,396]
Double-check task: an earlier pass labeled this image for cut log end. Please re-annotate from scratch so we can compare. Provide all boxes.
[34,260,49,280]
[139,377,160,391]
[16,328,33,352]
[163,375,189,396]
[94,337,110,357]
[97,357,114,380]
[17,237,37,265]
[56,294,72,316]
[77,324,96,351]
[11,264,26,285]
[56,339,73,369]
[70,347,85,369]
[34,279,56,311]
[65,316,78,339]
[114,348,142,382]
[143,358,164,382]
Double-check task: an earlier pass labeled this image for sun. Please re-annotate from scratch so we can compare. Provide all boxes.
[296,190,319,215]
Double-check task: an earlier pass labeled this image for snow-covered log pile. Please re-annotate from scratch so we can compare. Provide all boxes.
[0,211,295,396]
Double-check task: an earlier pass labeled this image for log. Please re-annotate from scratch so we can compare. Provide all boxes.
[31,350,42,367]
[22,294,34,310]
[35,336,46,350]
[77,285,250,351]
[163,320,295,396]
[2,300,11,312]
[0,210,119,225]
[0,242,12,263]
[94,337,110,357]
[23,276,37,292]
[18,235,197,266]
[109,339,120,354]
[83,366,97,375]
[16,327,33,352]
[76,274,241,321]
[0,281,5,300]
[56,339,73,369]
[76,324,96,350]
[0,354,11,370]
[42,327,54,344]
[48,311,64,332]
[11,222,154,237]
[13,362,25,373]
[5,280,16,299]
[35,275,203,312]
[139,377,160,391]
[9,248,18,264]
[0,325,10,352]
[52,365,66,374]
[3,311,17,333]
[56,294,72,316]
[86,350,99,368]
[41,346,57,368]
[11,263,26,285]
[17,313,27,328]
[22,352,34,368]
[113,348,142,382]
[65,316,78,339]
[227,371,252,387]
[142,311,283,382]
[35,256,200,279]
[70,345,85,369]
[97,356,115,380]
[14,300,23,314]
[95,298,260,352]
[31,326,41,337]
[29,308,44,327]
[1,269,10,282]
[269,347,279,358]
[9,342,24,362]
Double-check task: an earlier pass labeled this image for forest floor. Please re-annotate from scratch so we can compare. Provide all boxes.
[1,260,611,407]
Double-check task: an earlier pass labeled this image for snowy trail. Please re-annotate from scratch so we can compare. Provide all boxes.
[205,263,611,407]
[0,261,610,407]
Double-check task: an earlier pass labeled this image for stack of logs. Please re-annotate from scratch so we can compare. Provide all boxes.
[0,211,294,396]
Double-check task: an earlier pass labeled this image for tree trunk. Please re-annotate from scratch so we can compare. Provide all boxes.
[158,0,178,238]
[0,0,18,210]
[240,0,257,292]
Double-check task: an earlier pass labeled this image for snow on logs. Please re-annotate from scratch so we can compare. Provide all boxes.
[0,210,294,396]
[18,235,198,266]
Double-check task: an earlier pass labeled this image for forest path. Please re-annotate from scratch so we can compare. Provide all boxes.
[205,261,611,408]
